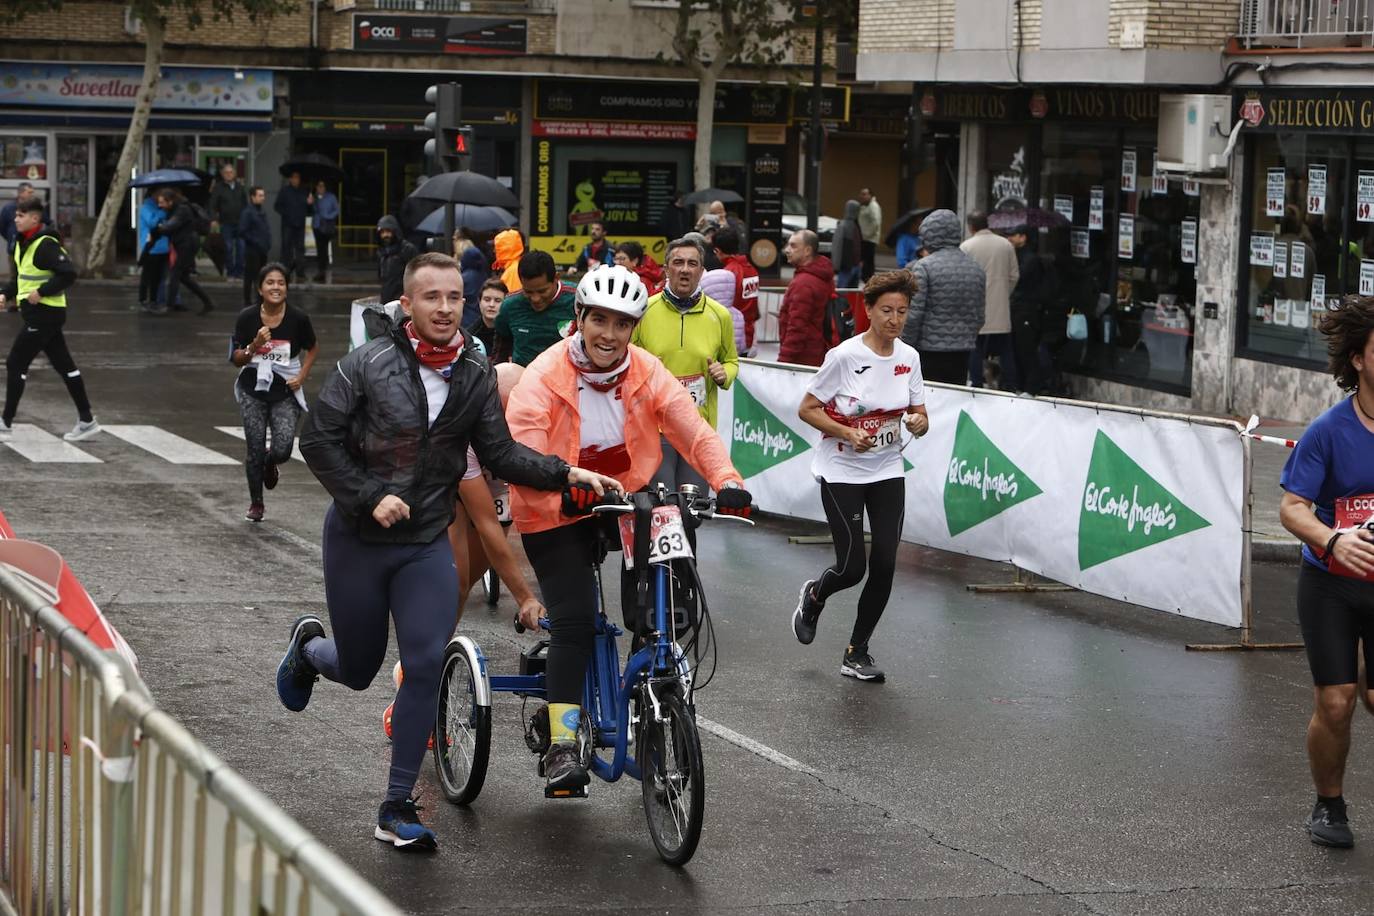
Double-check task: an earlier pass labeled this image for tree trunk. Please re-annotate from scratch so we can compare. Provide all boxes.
[692,70,717,192]
[86,15,164,277]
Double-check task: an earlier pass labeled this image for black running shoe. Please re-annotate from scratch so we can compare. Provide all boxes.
[275,615,324,712]
[1307,797,1355,848]
[543,742,589,792]
[840,646,885,683]
[375,797,437,851]
[791,579,823,645]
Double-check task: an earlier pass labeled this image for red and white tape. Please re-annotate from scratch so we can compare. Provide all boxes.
[1241,414,1296,449]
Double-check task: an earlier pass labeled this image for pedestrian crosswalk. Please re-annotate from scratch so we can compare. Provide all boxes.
[1,423,307,465]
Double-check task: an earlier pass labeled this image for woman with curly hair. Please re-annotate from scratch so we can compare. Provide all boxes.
[1279,295,1374,849]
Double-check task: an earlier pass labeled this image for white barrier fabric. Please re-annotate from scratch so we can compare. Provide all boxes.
[716,360,1245,628]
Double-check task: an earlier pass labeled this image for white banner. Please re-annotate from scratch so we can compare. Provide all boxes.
[717,361,1245,628]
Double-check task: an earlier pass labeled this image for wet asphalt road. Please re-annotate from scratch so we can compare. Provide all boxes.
[3,282,1373,915]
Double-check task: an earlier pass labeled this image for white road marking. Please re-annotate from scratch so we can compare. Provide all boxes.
[100,425,238,465]
[1,424,102,463]
[696,717,818,777]
[265,524,322,558]
[214,427,306,463]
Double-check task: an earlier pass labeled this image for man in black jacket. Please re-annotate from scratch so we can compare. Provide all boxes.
[209,164,249,279]
[273,171,309,281]
[0,197,99,441]
[376,215,417,303]
[238,186,272,306]
[277,252,619,852]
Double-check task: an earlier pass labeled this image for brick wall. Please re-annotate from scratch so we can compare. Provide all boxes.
[859,0,954,52]
[1144,0,1240,49]
[4,1,311,48]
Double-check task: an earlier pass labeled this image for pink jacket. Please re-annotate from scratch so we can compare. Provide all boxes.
[506,339,743,534]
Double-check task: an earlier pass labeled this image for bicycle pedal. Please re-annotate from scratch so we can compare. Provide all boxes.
[544,783,589,800]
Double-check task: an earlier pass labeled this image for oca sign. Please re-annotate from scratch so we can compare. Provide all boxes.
[358,20,398,40]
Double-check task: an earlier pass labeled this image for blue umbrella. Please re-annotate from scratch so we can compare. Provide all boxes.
[415,203,517,235]
[130,168,209,188]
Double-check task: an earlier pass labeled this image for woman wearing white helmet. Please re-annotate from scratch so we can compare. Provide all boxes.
[505,263,754,792]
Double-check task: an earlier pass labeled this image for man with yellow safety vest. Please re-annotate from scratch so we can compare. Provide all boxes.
[0,197,100,442]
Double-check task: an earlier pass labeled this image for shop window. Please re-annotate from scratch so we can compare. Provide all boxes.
[1239,135,1352,368]
[55,137,90,239]
[155,135,196,170]
[2,135,48,182]
[984,126,1030,211]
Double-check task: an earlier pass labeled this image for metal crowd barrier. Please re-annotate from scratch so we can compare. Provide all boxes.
[0,566,401,916]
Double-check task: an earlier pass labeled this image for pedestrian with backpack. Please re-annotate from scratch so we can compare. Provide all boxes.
[149,189,215,316]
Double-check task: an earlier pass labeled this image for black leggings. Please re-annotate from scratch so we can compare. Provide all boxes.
[138,252,167,304]
[166,242,213,310]
[4,307,92,426]
[814,477,906,650]
[235,390,301,502]
[522,520,607,706]
[1297,562,1374,686]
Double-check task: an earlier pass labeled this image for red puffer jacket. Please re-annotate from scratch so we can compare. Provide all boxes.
[778,255,835,367]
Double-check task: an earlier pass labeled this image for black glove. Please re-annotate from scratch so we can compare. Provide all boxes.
[716,486,753,519]
[561,483,600,516]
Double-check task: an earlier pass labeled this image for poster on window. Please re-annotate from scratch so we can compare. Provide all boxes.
[1266,168,1286,217]
[1054,195,1075,222]
[1359,171,1374,223]
[1117,214,1134,258]
[1121,149,1137,193]
[1308,165,1327,216]
[1361,260,1374,296]
[1291,297,1311,329]
[1274,298,1292,326]
[564,161,679,234]
[1089,187,1104,230]
[1180,219,1197,265]
[1184,177,1201,197]
[1070,228,1090,259]
[1249,232,1275,267]
[1311,273,1326,307]
[1273,241,1288,278]
[1291,242,1307,278]
[1151,152,1168,195]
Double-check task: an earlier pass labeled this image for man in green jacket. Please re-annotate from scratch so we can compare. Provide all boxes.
[631,236,739,491]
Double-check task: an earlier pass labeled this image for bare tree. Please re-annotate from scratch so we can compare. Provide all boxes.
[3,0,295,275]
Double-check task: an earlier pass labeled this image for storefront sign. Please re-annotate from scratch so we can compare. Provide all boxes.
[1361,260,1374,297]
[0,63,273,112]
[352,15,527,54]
[532,120,696,141]
[1291,242,1307,278]
[1150,152,1167,196]
[1233,88,1374,133]
[1359,171,1374,222]
[563,161,678,235]
[1070,229,1090,259]
[1266,168,1286,217]
[535,139,551,234]
[1249,232,1275,267]
[1088,187,1104,231]
[1181,219,1197,265]
[1121,149,1137,193]
[1053,195,1074,222]
[530,235,666,268]
[747,144,785,276]
[1308,165,1327,215]
[1118,214,1134,259]
[535,80,848,127]
[1311,273,1326,306]
[918,86,1160,123]
[1273,241,1288,278]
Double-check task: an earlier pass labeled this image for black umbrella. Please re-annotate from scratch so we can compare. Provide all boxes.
[130,168,211,189]
[883,207,935,249]
[407,171,520,210]
[680,187,744,206]
[416,204,516,235]
[279,153,344,181]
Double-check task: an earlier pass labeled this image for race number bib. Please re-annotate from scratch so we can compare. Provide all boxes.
[854,411,902,450]
[485,471,511,523]
[254,341,291,365]
[1331,494,1374,582]
[619,505,694,569]
[677,374,708,408]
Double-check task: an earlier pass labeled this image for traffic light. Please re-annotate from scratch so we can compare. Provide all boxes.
[423,82,471,173]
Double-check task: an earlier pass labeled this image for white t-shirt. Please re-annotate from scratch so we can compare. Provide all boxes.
[576,370,630,478]
[806,335,925,485]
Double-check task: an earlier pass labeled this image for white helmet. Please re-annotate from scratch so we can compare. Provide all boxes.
[575,264,648,321]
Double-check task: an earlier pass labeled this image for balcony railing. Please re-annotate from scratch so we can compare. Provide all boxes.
[1239,0,1374,48]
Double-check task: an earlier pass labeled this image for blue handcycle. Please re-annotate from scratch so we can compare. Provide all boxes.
[432,484,751,865]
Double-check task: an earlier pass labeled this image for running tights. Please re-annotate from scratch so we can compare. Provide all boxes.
[521,520,602,706]
[303,506,459,802]
[814,477,906,650]
[235,390,301,502]
[4,308,92,426]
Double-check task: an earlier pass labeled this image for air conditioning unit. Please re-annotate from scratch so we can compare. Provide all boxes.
[1157,94,1232,173]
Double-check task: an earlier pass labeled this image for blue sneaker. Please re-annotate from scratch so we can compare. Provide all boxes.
[375,798,438,851]
[276,615,324,712]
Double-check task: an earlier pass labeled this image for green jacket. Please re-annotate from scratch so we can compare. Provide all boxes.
[631,291,739,428]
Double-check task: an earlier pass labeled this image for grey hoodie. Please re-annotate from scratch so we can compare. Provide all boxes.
[831,199,862,273]
[901,209,986,353]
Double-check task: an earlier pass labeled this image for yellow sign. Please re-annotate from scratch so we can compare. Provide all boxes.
[530,235,668,267]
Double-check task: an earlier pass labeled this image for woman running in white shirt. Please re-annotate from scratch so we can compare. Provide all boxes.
[790,270,929,683]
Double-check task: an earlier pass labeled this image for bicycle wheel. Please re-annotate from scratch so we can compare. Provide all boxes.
[482,568,501,607]
[638,688,704,865]
[434,640,491,805]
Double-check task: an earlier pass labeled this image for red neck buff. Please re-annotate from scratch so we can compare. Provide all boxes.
[405,321,463,378]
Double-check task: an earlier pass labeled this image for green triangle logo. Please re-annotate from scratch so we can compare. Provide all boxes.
[729,379,810,478]
[1078,430,1210,570]
[942,410,1043,536]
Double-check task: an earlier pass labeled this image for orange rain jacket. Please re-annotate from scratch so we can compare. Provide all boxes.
[493,229,525,295]
[506,338,743,534]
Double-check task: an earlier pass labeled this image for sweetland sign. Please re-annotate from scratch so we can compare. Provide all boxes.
[0,63,274,113]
